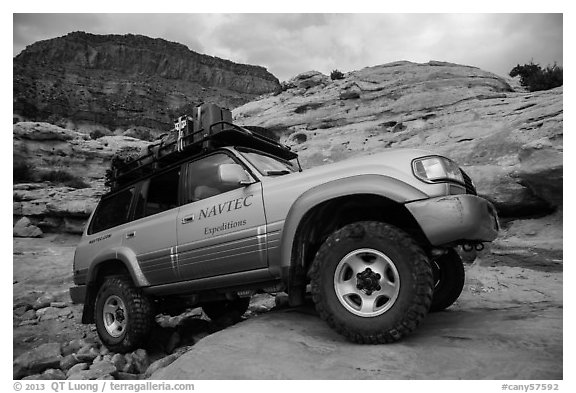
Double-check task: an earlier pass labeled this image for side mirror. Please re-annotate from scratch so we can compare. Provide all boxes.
[218,164,252,186]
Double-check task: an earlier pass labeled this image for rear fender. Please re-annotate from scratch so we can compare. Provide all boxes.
[81,247,149,324]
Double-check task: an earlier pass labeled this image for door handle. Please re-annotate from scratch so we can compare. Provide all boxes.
[126,232,136,239]
[181,216,194,224]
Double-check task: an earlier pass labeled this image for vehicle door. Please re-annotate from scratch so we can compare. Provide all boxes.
[121,166,182,286]
[176,152,267,281]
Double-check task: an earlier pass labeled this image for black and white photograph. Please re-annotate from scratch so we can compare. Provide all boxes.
[9,5,566,387]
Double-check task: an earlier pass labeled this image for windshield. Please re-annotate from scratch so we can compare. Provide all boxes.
[239,150,299,176]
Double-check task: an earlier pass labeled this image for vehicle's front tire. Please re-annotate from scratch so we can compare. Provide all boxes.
[94,277,153,353]
[202,297,250,322]
[309,221,434,344]
[430,249,465,312]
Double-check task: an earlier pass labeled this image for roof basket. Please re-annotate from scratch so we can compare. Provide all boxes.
[106,103,296,191]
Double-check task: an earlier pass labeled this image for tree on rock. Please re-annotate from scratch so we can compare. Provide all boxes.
[509,62,563,92]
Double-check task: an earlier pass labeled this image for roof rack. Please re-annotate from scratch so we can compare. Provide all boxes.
[107,116,296,191]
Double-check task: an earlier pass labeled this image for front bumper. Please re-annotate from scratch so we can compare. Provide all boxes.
[405,194,499,246]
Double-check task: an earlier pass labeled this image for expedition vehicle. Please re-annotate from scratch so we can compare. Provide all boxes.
[70,104,499,352]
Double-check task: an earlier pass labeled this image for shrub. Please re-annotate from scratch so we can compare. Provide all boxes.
[90,129,107,140]
[509,62,563,92]
[38,170,90,189]
[14,161,34,183]
[330,69,345,80]
[280,81,296,92]
[124,128,154,141]
[62,177,90,189]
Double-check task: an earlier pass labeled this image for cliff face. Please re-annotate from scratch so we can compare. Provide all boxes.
[13,32,280,131]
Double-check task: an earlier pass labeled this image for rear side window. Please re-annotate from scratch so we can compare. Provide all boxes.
[89,187,135,234]
[134,167,181,219]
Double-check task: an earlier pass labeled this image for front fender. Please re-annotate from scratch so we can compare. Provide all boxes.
[276,174,428,274]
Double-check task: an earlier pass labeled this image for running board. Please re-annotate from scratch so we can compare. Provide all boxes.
[143,268,275,297]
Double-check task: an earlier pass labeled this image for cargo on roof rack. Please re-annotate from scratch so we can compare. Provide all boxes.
[107,103,296,191]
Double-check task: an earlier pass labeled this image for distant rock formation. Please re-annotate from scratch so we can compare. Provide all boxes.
[13,32,280,132]
[234,61,563,218]
[13,122,149,234]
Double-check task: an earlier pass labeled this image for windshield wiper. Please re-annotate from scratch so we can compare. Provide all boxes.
[265,170,291,176]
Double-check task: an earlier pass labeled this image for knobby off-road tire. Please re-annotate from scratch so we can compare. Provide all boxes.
[430,249,465,312]
[202,297,250,322]
[309,221,434,344]
[94,277,154,353]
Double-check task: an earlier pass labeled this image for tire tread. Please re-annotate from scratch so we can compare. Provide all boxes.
[94,277,153,353]
[309,221,433,344]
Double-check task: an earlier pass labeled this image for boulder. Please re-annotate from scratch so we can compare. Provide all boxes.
[13,217,43,238]
[67,368,113,380]
[66,362,89,378]
[62,338,94,357]
[111,353,127,371]
[75,346,100,363]
[89,360,117,375]
[13,342,62,379]
[20,310,37,321]
[33,294,55,310]
[130,349,150,374]
[116,371,140,380]
[13,305,30,316]
[22,368,66,380]
[289,71,330,89]
[60,354,81,372]
[466,165,553,216]
[517,139,563,208]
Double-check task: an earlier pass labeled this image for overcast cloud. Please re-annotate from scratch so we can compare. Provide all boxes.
[13,13,563,81]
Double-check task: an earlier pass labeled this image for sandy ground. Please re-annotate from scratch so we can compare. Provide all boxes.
[13,225,562,379]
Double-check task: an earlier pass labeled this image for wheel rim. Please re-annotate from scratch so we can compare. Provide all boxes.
[102,295,128,338]
[333,248,400,317]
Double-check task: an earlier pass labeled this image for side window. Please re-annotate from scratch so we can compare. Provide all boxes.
[186,153,240,203]
[134,167,181,219]
[90,187,135,234]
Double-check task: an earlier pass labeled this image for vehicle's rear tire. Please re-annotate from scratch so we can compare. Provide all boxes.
[94,277,154,353]
[309,221,434,344]
[430,249,465,312]
[202,297,250,322]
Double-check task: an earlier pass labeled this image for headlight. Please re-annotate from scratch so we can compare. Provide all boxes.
[412,156,464,184]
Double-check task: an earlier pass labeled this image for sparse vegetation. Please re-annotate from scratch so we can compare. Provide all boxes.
[90,129,107,140]
[105,147,143,188]
[330,69,345,80]
[509,62,563,92]
[124,127,155,141]
[279,81,296,92]
[37,170,90,189]
[14,160,90,188]
[13,161,33,183]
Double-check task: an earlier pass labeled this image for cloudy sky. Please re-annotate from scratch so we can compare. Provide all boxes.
[13,13,563,81]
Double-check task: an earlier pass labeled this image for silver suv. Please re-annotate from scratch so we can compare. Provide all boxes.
[70,106,499,352]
